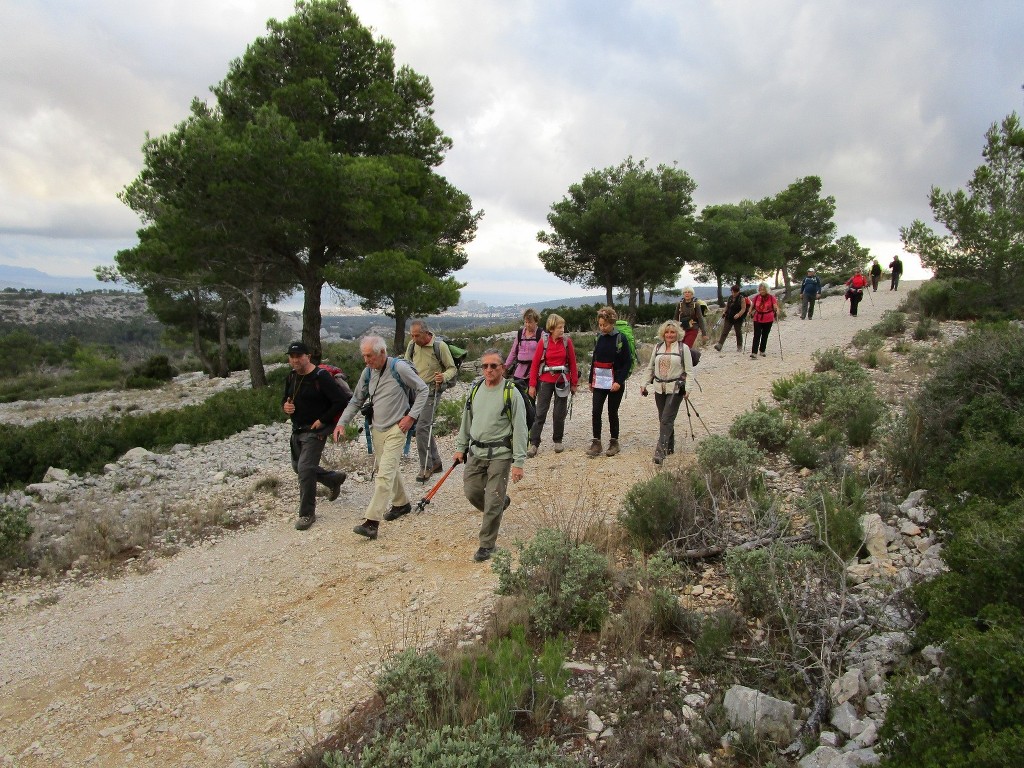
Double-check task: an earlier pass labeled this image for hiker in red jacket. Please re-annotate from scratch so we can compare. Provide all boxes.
[749,283,779,359]
[846,268,869,316]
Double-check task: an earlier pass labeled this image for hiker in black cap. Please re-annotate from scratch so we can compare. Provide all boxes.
[282,341,348,530]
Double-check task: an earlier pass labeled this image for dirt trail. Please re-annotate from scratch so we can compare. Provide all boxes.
[0,284,913,767]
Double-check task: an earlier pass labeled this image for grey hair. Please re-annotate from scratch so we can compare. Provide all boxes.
[481,347,503,362]
[758,282,770,291]
[409,318,430,334]
[360,335,387,355]
[682,286,695,295]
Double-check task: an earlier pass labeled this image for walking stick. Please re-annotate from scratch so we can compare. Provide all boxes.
[686,397,713,436]
[416,458,461,513]
[776,319,784,361]
[421,385,442,477]
[683,397,696,441]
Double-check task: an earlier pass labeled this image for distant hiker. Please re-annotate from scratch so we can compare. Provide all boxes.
[870,259,882,292]
[889,255,904,290]
[333,335,428,540]
[587,306,632,458]
[453,349,527,562]
[640,320,693,464]
[674,287,708,348]
[715,284,749,351]
[504,308,543,387]
[845,268,869,317]
[749,283,780,359]
[800,269,822,320]
[406,319,457,482]
[526,313,578,457]
[282,341,347,531]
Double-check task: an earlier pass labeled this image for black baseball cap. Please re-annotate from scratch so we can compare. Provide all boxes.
[287,341,310,356]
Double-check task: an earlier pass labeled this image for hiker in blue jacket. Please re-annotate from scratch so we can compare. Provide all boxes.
[800,269,822,320]
[586,306,632,458]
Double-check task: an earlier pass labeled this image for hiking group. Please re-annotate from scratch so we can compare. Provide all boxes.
[282,261,897,559]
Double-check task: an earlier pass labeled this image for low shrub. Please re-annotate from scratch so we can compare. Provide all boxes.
[0,504,33,571]
[432,395,466,437]
[812,347,864,377]
[912,316,942,341]
[872,310,908,337]
[820,385,884,447]
[619,472,701,553]
[787,428,822,470]
[322,713,569,768]
[726,544,835,622]
[375,648,453,730]
[695,436,763,499]
[852,329,885,351]
[770,370,812,403]
[492,528,611,637]
[946,435,1024,502]
[728,401,790,451]
[784,374,835,417]
[801,473,866,560]
[693,608,744,674]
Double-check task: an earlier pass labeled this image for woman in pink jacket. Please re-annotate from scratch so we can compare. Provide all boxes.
[527,313,578,456]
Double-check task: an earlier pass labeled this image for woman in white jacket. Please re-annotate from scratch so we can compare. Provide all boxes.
[640,320,694,464]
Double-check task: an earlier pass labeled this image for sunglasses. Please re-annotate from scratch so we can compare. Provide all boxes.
[481,363,502,369]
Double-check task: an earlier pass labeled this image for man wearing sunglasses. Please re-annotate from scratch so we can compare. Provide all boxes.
[453,349,528,562]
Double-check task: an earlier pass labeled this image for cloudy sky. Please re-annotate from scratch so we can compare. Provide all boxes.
[2,1,1022,304]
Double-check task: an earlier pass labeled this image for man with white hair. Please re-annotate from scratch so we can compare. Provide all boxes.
[334,335,428,540]
[800,268,822,320]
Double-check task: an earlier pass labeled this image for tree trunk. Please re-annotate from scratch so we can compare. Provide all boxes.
[604,283,614,306]
[627,287,637,313]
[638,288,646,308]
[191,308,215,377]
[716,274,725,305]
[216,301,229,378]
[392,310,409,354]
[301,275,325,365]
[247,280,268,389]
[647,286,654,304]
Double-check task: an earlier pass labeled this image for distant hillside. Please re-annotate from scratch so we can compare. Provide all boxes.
[0,265,110,293]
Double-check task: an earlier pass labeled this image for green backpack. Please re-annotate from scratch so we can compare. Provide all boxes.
[613,319,639,375]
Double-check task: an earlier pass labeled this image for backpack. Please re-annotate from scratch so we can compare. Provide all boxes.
[288,366,350,427]
[466,377,536,442]
[362,357,417,408]
[406,337,468,373]
[653,341,700,375]
[613,319,639,375]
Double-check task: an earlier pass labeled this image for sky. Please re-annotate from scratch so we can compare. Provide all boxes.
[1,1,1022,305]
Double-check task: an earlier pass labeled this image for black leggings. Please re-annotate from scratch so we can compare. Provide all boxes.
[751,321,773,353]
[592,387,624,440]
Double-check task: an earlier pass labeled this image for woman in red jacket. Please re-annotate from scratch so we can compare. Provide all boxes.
[749,283,779,359]
[527,313,578,456]
[845,268,869,316]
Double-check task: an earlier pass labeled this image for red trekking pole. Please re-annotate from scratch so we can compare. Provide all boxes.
[416,458,461,513]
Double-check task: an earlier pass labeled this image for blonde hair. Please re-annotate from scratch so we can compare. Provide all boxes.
[657,320,683,341]
[597,306,618,323]
[546,313,565,332]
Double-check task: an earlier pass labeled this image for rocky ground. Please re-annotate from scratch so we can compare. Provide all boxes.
[0,285,928,767]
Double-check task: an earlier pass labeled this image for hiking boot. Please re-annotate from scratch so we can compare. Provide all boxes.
[353,520,379,539]
[323,471,346,501]
[526,444,538,458]
[713,343,722,352]
[295,514,315,531]
[473,547,494,562]
[605,439,620,457]
[585,439,603,458]
[653,453,663,465]
[416,462,443,482]
[553,442,564,453]
[760,352,766,357]
[750,353,758,359]
[383,503,412,522]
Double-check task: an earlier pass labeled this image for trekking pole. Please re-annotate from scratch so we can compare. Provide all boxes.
[686,398,713,436]
[416,458,461,513]
[776,319,784,361]
[866,286,874,306]
[421,385,441,477]
[683,397,696,441]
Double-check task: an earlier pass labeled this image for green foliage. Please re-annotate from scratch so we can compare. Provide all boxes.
[912,315,942,340]
[880,606,1024,768]
[852,329,885,350]
[812,346,864,377]
[946,435,1024,501]
[375,649,454,731]
[125,354,178,390]
[322,713,569,768]
[770,370,812,403]
[459,626,570,728]
[800,473,866,560]
[693,608,743,674]
[618,472,700,553]
[0,504,33,571]
[695,435,764,499]
[872,310,908,337]
[893,324,1024,488]
[786,428,822,470]
[492,528,611,636]
[726,544,832,622]
[729,400,790,451]
[432,395,466,438]
[0,371,286,486]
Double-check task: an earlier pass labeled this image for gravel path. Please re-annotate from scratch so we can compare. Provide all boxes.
[0,284,915,767]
